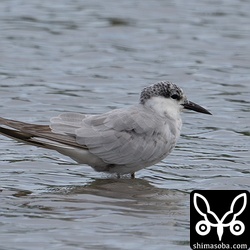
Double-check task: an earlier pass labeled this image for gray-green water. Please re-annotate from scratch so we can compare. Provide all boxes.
[0,1,249,249]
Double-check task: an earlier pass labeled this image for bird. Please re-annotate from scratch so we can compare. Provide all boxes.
[0,81,211,178]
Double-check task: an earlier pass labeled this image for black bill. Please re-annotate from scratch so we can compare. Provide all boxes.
[183,100,212,115]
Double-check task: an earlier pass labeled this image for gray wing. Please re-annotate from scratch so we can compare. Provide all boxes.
[0,116,86,150]
[50,106,170,165]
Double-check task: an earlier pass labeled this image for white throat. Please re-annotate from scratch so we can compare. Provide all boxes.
[144,96,182,120]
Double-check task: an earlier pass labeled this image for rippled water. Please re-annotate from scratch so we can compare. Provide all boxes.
[0,0,249,249]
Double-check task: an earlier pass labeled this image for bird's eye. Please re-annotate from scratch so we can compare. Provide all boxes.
[171,94,180,100]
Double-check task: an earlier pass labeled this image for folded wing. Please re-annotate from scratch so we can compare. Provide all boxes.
[51,106,171,166]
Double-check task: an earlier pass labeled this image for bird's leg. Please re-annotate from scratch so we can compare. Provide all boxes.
[131,173,135,179]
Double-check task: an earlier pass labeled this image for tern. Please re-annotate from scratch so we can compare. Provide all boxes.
[0,81,211,178]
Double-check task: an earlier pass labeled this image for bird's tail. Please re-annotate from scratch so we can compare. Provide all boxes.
[0,125,47,148]
[0,117,86,150]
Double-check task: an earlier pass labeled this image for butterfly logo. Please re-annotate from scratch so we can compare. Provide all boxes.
[193,192,247,241]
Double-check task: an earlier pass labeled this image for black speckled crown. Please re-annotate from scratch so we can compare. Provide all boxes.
[140,81,184,104]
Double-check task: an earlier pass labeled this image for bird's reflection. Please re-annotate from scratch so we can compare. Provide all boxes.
[45,176,188,213]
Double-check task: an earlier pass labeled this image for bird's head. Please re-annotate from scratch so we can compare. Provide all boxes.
[140,81,212,116]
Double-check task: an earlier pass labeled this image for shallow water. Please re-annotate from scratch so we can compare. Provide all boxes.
[0,0,249,249]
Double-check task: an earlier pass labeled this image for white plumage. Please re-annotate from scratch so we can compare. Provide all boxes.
[0,81,211,178]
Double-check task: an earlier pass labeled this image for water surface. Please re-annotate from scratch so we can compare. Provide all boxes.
[0,0,249,249]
